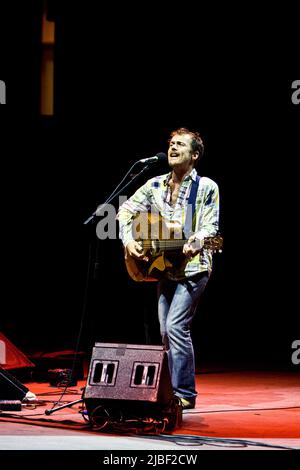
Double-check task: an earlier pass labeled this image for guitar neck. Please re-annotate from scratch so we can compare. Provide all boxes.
[140,235,222,253]
[141,239,186,251]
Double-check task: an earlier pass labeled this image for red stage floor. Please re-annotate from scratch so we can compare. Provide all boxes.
[0,369,299,450]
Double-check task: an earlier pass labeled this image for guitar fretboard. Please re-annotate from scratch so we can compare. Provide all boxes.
[140,235,223,252]
[142,239,191,251]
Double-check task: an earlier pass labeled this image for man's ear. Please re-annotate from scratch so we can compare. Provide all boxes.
[192,151,199,165]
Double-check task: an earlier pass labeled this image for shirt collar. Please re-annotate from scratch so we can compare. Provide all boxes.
[163,168,198,185]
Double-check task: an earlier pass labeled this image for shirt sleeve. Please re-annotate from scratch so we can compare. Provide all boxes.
[194,179,220,241]
[116,181,152,247]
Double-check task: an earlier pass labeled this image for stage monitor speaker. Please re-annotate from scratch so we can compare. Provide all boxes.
[84,343,181,432]
[0,367,29,400]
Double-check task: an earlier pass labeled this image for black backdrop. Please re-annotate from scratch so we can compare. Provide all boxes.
[1,1,299,370]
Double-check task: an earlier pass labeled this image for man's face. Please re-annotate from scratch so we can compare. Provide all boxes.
[168,133,197,170]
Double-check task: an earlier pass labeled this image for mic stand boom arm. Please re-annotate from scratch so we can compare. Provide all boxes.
[83,164,150,225]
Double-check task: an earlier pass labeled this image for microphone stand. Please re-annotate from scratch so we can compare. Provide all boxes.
[45,397,84,415]
[83,163,150,225]
[44,163,151,417]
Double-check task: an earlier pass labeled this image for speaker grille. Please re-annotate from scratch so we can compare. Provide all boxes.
[89,360,119,386]
[131,362,160,388]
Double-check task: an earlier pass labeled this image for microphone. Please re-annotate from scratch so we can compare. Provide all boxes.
[139,152,167,164]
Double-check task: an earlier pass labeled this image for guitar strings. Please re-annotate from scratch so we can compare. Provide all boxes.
[141,237,222,250]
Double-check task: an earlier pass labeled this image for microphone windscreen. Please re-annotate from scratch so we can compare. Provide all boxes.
[156,152,167,161]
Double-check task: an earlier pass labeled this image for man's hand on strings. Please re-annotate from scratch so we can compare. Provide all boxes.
[125,241,149,262]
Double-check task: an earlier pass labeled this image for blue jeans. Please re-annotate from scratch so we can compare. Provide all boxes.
[157,272,209,400]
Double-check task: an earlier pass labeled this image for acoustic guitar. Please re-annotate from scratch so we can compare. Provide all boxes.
[124,212,223,282]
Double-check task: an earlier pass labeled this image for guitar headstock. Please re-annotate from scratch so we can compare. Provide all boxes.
[203,235,223,253]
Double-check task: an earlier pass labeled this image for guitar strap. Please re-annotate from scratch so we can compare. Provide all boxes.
[184,175,201,239]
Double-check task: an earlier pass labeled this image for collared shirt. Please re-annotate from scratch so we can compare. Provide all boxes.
[117,168,219,280]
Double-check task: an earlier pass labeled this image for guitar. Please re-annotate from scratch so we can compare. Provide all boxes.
[124,212,223,282]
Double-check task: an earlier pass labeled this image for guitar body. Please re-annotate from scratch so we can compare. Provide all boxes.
[125,250,184,282]
[124,253,165,282]
[124,212,185,282]
[124,212,223,282]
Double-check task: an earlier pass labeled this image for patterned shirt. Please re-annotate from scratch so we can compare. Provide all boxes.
[117,168,219,280]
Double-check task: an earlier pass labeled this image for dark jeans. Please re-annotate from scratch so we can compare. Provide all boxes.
[157,271,209,399]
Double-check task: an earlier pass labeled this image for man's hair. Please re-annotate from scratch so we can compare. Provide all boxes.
[169,127,204,164]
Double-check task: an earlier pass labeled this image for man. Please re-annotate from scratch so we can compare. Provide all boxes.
[117,128,219,409]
